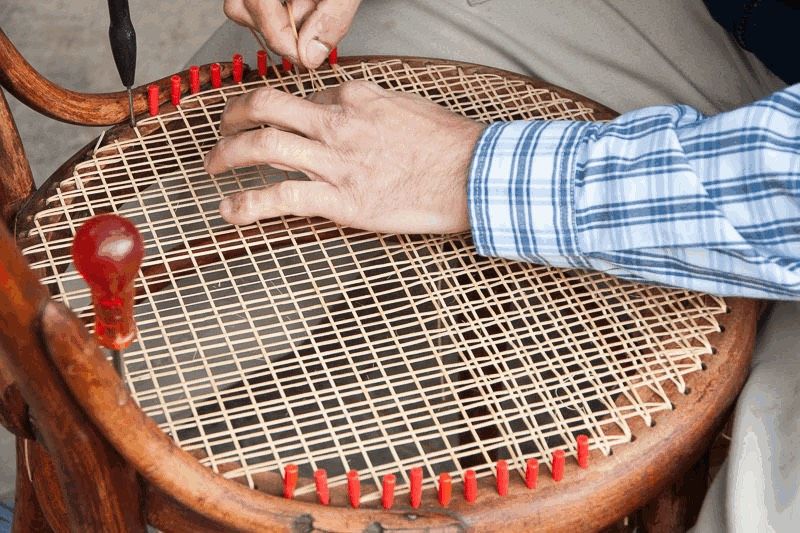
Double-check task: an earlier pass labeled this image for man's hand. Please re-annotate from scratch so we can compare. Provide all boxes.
[204,81,485,234]
[223,0,361,69]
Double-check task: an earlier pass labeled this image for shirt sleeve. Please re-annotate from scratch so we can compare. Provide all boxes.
[468,85,800,299]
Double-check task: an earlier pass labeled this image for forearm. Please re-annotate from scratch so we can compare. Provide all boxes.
[468,85,800,299]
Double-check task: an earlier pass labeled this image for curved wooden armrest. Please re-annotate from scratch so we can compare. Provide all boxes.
[0,221,144,530]
[0,28,233,126]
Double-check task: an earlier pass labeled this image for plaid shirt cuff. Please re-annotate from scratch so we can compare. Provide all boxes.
[467,120,592,269]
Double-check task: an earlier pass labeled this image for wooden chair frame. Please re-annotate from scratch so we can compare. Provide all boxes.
[0,27,758,532]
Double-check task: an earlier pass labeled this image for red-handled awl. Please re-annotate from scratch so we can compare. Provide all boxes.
[72,214,144,380]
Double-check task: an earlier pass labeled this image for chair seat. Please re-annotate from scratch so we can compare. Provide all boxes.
[13,57,758,530]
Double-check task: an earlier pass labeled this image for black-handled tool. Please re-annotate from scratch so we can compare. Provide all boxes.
[107,0,137,127]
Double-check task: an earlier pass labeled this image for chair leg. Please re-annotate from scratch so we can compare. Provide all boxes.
[12,438,51,533]
[638,452,710,532]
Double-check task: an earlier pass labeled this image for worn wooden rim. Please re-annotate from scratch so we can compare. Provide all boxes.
[0,28,228,127]
[21,56,756,532]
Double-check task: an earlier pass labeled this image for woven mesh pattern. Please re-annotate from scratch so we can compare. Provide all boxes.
[18,59,724,503]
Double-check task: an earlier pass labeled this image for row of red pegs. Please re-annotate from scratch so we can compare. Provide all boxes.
[282,434,590,509]
[147,49,339,117]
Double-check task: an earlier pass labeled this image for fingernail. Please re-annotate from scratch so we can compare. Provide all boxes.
[305,39,330,68]
[219,198,233,219]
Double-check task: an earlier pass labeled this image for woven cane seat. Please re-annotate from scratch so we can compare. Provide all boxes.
[14,57,753,524]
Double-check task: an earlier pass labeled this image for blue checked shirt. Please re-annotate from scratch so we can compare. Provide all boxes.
[468,85,800,299]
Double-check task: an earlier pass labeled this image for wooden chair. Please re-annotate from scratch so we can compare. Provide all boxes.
[0,27,758,532]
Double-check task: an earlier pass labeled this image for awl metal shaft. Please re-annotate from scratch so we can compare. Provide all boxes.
[107,0,137,126]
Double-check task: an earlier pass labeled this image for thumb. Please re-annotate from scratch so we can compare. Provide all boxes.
[219,180,345,225]
[298,0,361,69]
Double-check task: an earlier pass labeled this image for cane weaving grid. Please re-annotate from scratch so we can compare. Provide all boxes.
[18,59,725,502]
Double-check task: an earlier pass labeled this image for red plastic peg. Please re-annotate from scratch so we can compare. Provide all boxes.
[257,50,268,76]
[464,470,477,503]
[282,56,293,72]
[232,53,244,83]
[552,450,565,482]
[496,460,509,496]
[211,63,222,88]
[283,464,298,499]
[71,214,144,351]
[347,470,360,508]
[409,467,423,508]
[328,47,338,65]
[381,474,395,510]
[438,473,452,507]
[314,469,329,505]
[147,84,159,116]
[170,75,181,106]
[189,65,200,94]
[525,458,539,489]
[577,435,590,468]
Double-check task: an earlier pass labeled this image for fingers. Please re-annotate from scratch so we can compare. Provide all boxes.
[297,0,361,68]
[224,0,314,47]
[220,87,331,138]
[306,80,386,106]
[288,0,317,29]
[240,0,299,61]
[219,180,344,225]
[205,127,334,177]
[226,0,360,69]
[306,86,341,106]
[223,0,256,28]
[223,0,361,69]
